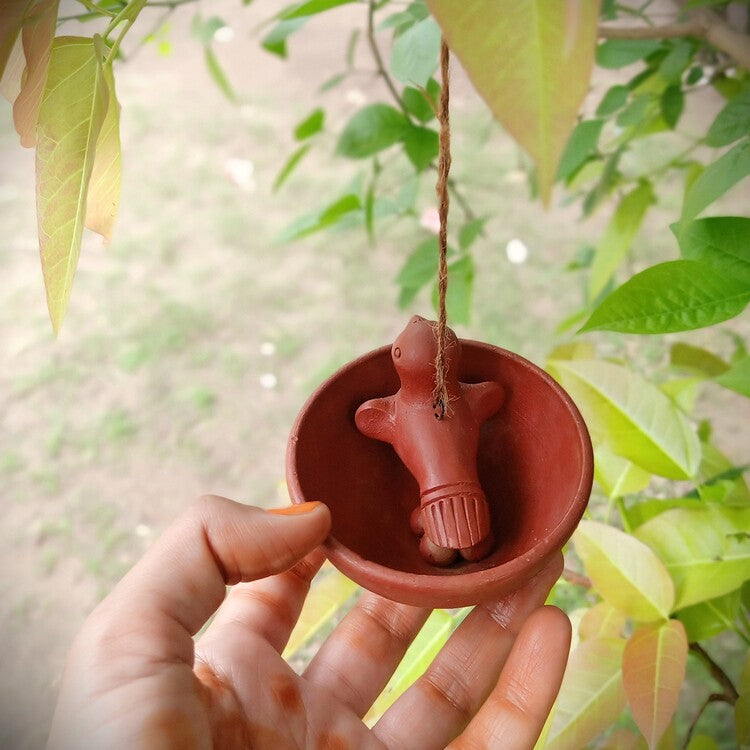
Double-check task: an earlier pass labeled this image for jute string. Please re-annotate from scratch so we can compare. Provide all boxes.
[433,38,451,420]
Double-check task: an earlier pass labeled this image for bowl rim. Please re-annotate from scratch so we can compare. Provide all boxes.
[286,338,593,604]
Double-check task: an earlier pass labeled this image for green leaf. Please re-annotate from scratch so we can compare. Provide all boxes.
[670,342,729,378]
[574,520,675,621]
[281,0,356,20]
[283,566,358,658]
[736,700,750,750]
[581,260,750,335]
[396,237,438,292]
[635,506,750,609]
[390,16,441,88]
[276,193,361,242]
[705,89,750,148]
[587,181,654,302]
[191,14,226,45]
[261,17,306,58]
[673,216,750,285]
[686,736,720,750]
[596,39,662,69]
[273,143,311,191]
[11,0,58,147]
[658,39,693,83]
[203,46,237,103]
[715,355,750,398]
[336,104,409,159]
[85,58,120,242]
[660,85,684,129]
[623,620,687,749]
[548,359,701,479]
[402,79,439,122]
[596,84,629,116]
[681,140,750,221]
[557,119,604,182]
[459,217,486,251]
[294,107,324,140]
[36,36,108,333]
[427,0,599,203]
[594,446,652,499]
[676,589,741,642]
[365,608,461,723]
[625,498,702,531]
[546,637,627,750]
[403,124,438,171]
[432,255,474,325]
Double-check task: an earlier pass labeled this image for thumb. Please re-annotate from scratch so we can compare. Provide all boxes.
[99,496,331,638]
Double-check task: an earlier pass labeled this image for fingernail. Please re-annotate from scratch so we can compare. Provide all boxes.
[268,501,322,516]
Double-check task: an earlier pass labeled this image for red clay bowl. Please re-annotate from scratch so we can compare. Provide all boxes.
[286,340,593,608]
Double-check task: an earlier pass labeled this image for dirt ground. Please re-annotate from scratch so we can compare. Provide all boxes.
[1,2,749,748]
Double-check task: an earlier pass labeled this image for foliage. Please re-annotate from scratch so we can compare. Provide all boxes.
[3,0,750,748]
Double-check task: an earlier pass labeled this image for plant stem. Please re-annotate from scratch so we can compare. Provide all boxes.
[366,0,408,115]
[599,20,703,39]
[681,692,727,750]
[689,642,739,704]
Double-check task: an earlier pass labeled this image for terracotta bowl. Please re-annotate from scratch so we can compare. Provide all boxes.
[286,340,593,608]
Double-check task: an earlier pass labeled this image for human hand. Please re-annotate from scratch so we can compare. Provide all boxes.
[47,496,570,750]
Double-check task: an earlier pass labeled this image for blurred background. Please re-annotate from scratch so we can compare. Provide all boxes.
[2,1,749,748]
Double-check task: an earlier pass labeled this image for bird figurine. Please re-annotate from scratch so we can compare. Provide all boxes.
[355,316,504,566]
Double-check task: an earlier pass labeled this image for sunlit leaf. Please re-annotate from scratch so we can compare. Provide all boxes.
[574,520,674,621]
[396,236,439,307]
[624,497,701,530]
[336,103,409,159]
[13,0,58,147]
[294,107,324,140]
[681,140,750,221]
[581,261,750,335]
[579,602,627,641]
[85,58,120,242]
[273,143,311,191]
[402,79,439,123]
[623,620,687,749]
[365,608,461,723]
[261,17,306,58]
[594,446,652,499]
[548,359,701,479]
[588,181,654,301]
[676,589,741,642]
[715,355,750,398]
[705,88,750,148]
[427,0,599,203]
[546,636,627,750]
[283,566,358,658]
[673,216,750,285]
[636,506,750,609]
[36,36,108,333]
[281,0,356,19]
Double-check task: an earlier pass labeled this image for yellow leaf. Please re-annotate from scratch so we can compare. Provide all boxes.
[579,602,627,641]
[623,620,687,749]
[426,0,600,203]
[86,60,121,242]
[13,0,58,147]
[574,520,675,622]
[36,36,108,333]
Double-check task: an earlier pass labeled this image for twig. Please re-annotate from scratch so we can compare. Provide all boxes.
[681,693,727,750]
[366,0,407,115]
[689,643,739,704]
[562,568,592,588]
[600,4,750,72]
[599,20,702,39]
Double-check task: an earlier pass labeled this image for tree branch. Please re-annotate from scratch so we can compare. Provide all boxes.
[689,643,739,704]
[681,693,728,750]
[366,0,407,115]
[599,6,750,71]
[599,20,702,40]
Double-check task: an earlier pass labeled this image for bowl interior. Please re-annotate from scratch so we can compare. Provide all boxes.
[287,341,592,592]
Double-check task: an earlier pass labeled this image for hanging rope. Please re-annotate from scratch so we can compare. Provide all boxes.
[433,38,451,420]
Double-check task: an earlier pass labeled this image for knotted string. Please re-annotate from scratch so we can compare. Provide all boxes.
[432,38,451,420]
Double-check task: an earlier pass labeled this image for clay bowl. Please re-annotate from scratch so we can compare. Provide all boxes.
[286,340,593,609]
